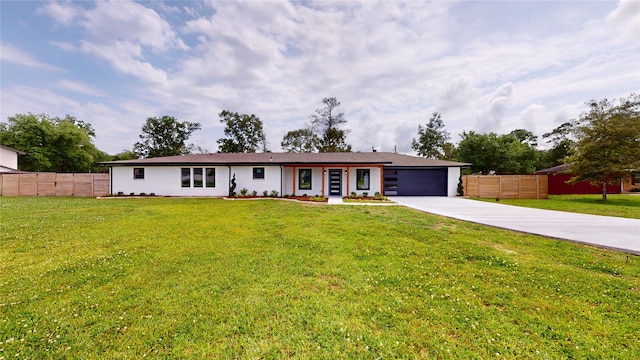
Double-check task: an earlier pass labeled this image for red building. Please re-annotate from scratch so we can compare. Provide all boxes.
[536,164,621,195]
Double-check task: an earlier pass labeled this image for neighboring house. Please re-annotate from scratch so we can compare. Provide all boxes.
[536,164,621,195]
[621,171,640,193]
[103,152,469,197]
[0,145,25,172]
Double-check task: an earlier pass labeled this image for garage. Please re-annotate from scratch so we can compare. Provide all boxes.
[384,168,448,196]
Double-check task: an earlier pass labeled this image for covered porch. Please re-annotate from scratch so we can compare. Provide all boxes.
[282,164,385,197]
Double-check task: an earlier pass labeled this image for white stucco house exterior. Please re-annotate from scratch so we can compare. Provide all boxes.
[103,152,469,197]
[0,145,24,172]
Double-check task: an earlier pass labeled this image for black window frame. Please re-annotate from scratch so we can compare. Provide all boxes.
[206,168,215,188]
[181,168,191,188]
[133,168,145,180]
[298,168,312,190]
[253,167,265,179]
[356,169,370,190]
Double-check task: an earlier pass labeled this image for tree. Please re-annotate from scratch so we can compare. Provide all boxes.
[411,112,451,159]
[281,127,319,153]
[187,145,210,154]
[0,113,103,172]
[310,97,351,152]
[500,132,539,174]
[217,110,266,153]
[455,130,539,174]
[540,122,574,168]
[509,129,538,147]
[441,142,456,161]
[454,131,500,174]
[111,150,139,161]
[134,116,201,158]
[567,94,640,202]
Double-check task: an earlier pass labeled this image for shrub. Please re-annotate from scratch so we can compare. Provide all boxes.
[270,190,279,197]
[374,192,387,200]
[630,188,640,192]
[240,188,248,196]
[129,193,135,196]
[350,191,357,197]
[263,190,269,196]
[251,190,258,197]
[149,193,156,197]
[117,192,124,196]
[457,175,464,196]
[139,193,146,196]
[229,173,237,196]
[362,192,368,197]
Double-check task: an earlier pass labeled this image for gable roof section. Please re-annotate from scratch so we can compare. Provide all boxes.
[102,152,470,168]
[0,145,26,155]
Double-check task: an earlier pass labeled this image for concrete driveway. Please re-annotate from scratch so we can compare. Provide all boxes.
[389,197,640,255]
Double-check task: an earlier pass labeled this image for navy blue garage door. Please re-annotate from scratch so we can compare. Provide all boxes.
[384,168,448,196]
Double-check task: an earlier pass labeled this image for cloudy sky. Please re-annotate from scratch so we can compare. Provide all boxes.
[1,0,638,155]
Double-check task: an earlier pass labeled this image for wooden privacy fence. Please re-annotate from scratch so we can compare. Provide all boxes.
[0,173,109,197]
[462,175,548,199]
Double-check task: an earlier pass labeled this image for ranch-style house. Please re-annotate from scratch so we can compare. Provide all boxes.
[103,152,469,197]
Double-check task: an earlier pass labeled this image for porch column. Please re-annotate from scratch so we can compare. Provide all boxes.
[292,166,296,196]
[346,167,350,196]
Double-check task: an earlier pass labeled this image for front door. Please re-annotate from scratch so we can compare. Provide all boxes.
[329,169,342,196]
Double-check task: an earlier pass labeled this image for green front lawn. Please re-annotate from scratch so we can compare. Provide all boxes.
[478,194,640,219]
[1,197,638,358]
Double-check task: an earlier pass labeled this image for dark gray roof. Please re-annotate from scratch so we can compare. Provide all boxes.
[102,152,470,167]
[536,164,571,174]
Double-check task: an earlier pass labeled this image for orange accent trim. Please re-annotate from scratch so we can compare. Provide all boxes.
[379,165,384,195]
[282,163,385,168]
[321,166,325,197]
[292,166,296,196]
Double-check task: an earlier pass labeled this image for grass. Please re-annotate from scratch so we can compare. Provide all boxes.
[1,197,639,359]
[477,194,640,219]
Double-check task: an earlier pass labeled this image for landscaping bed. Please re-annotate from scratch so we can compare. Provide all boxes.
[343,192,390,203]
[225,195,327,202]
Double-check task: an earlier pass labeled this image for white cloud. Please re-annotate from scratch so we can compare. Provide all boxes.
[80,0,188,51]
[78,40,168,84]
[518,104,546,135]
[0,43,65,71]
[607,0,640,41]
[1,85,142,154]
[56,80,106,97]
[4,0,638,155]
[476,83,514,133]
[1,85,82,120]
[39,0,186,85]
[36,0,80,25]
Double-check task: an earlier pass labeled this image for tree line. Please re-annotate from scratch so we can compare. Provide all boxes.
[410,93,639,201]
[2,94,638,202]
[0,97,351,172]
